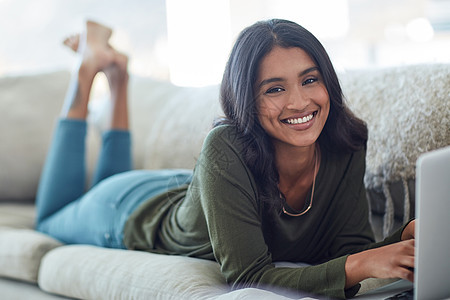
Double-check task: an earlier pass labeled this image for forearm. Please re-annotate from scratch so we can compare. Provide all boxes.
[344,239,415,288]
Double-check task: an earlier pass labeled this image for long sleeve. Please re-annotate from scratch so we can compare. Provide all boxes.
[124,124,408,299]
[194,126,352,299]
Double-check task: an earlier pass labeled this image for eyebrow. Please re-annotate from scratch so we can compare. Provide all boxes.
[257,66,320,89]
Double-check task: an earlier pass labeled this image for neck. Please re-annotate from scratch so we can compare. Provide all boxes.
[275,143,316,184]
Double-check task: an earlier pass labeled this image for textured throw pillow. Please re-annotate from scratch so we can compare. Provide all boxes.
[340,64,450,237]
[0,228,62,283]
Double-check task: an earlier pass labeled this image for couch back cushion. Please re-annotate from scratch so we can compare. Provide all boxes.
[1,65,449,236]
[0,71,69,202]
[128,77,222,170]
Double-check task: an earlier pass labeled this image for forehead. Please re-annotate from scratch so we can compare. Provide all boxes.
[257,46,316,79]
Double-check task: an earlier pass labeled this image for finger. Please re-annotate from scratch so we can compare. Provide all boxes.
[403,239,415,251]
[403,266,415,282]
[398,239,415,255]
[410,220,416,238]
[398,267,415,283]
[400,256,415,269]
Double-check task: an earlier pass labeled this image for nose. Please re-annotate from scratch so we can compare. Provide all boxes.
[286,85,309,111]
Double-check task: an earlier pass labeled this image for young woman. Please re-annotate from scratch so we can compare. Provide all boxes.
[36,19,415,299]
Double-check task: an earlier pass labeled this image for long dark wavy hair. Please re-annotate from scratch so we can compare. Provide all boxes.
[215,19,368,211]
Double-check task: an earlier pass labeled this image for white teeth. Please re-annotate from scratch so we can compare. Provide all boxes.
[286,113,313,124]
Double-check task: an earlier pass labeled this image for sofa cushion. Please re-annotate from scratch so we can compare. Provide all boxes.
[0,203,36,229]
[0,71,69,202]
[0,227,62,283]
[39,245,230,299]
[127,76,222,171]
[1,64,447,238]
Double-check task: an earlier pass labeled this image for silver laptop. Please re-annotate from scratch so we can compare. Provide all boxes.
[414,145,450,300]
[357,146,450,300]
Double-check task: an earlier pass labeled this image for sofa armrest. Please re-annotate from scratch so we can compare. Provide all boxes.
[0,228,62,283]
[38,245,229,300]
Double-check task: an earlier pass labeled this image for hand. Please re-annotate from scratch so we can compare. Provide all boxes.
[345,240,415,288]
[401,219,415,240]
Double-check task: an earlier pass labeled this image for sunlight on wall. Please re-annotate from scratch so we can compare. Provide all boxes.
[166,0,232,87]
[0,0,168,78]
[0,0,449,86]
[406,18,435,42]
[165,0,350,86]
[264,0,350,40]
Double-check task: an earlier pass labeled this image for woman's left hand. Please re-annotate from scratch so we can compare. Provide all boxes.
[401,220,416,241]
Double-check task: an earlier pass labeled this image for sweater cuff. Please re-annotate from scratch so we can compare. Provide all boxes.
[338,255,362,299]
[384,218,415,245]
[325,255,355,299]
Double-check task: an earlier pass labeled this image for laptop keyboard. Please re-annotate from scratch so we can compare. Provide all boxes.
[385,288,414,300]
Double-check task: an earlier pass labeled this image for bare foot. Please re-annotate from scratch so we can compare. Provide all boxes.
[63,20,115,76]
[63,20,112,53]
[63,35,79,52]
[85,20,112,46]
[60,21,115,120]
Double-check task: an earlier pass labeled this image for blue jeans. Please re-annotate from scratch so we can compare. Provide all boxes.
[36,119,192,248]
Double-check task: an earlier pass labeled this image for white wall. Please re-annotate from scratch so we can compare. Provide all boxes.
[0,0,449,87]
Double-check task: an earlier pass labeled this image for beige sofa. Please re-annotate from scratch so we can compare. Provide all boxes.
[0,64,449,299]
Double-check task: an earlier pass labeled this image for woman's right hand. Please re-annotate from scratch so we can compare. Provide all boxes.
[344,239,415,288]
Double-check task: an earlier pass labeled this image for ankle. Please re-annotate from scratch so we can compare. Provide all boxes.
[78,60,100,81]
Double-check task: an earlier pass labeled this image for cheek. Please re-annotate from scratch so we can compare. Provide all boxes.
[317,87,330,114]
[257,102,280,131]
[258,98,283,118]
[321,98,331,126]
[324,96,330,116]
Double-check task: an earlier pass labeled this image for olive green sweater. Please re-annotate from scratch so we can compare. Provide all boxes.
[124,125,404,299]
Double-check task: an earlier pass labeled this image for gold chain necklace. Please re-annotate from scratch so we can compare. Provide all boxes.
[281,146,318,217]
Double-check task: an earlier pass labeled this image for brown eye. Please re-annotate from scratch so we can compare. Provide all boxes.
[265,87,285,94]
[302,78,318,86]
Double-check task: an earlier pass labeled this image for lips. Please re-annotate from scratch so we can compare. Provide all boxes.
[281,111,317,125]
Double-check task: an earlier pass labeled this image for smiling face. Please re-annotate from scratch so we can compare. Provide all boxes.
[255,46,330,151]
